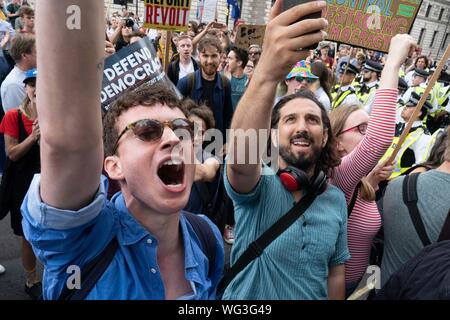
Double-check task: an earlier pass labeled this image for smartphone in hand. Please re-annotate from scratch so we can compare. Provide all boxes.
[282,0,324,50]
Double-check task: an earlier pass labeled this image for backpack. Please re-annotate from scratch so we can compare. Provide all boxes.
[375,173,450,299]
[57,212,217,300]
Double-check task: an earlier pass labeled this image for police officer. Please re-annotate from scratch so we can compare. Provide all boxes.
[403,68,429,102]
[356,60,382,114]
[331,61,360,110]
[381,92,433,179]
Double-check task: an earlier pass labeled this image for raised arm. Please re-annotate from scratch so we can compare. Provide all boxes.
[37,0,104,210]
[226,0,328,194]
[331,35,417,196]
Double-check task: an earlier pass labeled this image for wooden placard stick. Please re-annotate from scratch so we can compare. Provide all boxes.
[387,44,450,164]
[163,30,172,74]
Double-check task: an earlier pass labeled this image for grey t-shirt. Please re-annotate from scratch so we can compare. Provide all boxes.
[381,170,450,287]
[1,65,26,112]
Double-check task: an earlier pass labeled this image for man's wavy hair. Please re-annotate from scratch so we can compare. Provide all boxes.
[103,84,186,157]
[271,89,341,174]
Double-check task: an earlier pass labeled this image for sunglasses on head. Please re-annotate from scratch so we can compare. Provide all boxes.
[112,118,194,154]
[295,76,316,83]
[338,122,368,136]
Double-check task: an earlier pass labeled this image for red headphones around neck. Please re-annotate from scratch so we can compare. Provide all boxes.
[278,166,326,193]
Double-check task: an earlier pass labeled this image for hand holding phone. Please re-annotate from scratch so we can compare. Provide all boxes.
[281,0,325,51]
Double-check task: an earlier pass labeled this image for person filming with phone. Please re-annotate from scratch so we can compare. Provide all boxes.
[222,1,350,300]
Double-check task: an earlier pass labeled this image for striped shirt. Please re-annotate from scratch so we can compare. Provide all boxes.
[330,89,397,284]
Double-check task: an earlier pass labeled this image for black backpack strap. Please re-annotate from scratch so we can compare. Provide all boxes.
[186,72,195,98]
[17,109,28,143]
[348,181,361,218]
[184,212,216,278]
[217,177,325,296]
[59,237,118,300]
[220,74,230,94]
[437,209,450,242]
[402,173,431,247]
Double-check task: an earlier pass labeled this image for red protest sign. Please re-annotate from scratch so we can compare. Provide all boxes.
[144,0,192,32]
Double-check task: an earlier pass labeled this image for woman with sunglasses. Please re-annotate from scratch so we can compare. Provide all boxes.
[281,60,318,98]
[328,35,418,298]
[0,68,42,299]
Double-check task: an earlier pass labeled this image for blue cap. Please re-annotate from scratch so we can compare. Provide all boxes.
[23,68,37,84]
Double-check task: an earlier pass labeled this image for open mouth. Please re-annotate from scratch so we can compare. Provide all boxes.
[157,159,185,186]
[291,137,311,147]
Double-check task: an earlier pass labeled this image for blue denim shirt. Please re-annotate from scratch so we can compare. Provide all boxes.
[21,175,224,300]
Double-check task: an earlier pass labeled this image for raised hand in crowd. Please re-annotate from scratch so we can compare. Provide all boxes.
[104,40,116,58]
[228,0,328,192]
[366,160,395,190]
[31,119,40,142]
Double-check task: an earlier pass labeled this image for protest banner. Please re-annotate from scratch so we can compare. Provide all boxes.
[234,24,266,51]
[101,37,178,111]
[324,0,422,52]
[144,0,192,32]
[202,0,217,23]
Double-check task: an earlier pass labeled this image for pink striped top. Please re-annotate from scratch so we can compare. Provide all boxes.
[330,89,398,284]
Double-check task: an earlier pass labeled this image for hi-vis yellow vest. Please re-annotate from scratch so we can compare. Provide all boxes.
[332,87,355,110]
[380,128,426,180]
[424,128,445,157]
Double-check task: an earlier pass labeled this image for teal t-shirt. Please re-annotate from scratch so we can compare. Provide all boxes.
[222,163,350,300]
[230,74,248,111]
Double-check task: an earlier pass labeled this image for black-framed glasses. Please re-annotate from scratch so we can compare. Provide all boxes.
[338,122,368,136]
[112,118,194,154]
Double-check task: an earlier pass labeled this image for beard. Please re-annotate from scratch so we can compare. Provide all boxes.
[279,131,323,173]
[201,64,218,76]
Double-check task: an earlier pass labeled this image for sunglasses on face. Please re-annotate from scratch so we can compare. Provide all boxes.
[249,51,260,55]
[338,122,368,136]
[295,76,316,83]
[112,118,194,154]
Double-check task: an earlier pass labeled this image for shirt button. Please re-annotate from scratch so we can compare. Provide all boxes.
[147,239,153,244]
[150,268,157,274]
[302,244,306,250]
[303,222,307,227]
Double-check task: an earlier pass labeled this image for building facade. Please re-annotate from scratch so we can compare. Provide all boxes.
[410,0,450,62]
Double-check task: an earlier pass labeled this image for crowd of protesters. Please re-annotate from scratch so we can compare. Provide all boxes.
[0,0,449,300]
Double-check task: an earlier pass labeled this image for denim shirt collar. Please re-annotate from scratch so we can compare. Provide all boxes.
[110,193,200,275]
[194,69,223,91]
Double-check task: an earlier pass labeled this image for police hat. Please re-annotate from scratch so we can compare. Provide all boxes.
[363,60,383,74]
[339,62,359,75]
[405,91,432,114]
[413,68,430,79]
[398,77,408,91]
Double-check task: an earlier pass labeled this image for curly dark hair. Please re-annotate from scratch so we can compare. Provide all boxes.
[103,84,187,157]
[182,99,216,131]
[271,89,341,174]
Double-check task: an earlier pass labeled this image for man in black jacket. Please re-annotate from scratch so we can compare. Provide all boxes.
[167,35,198,86]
